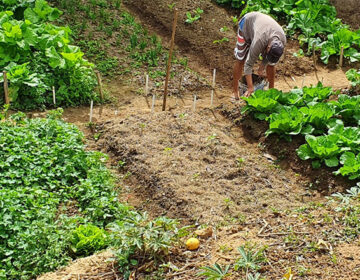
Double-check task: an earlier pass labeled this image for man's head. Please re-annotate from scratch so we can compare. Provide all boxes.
[266,38,284,65]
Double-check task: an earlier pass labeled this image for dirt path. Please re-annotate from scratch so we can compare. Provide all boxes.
[38,1,360,279]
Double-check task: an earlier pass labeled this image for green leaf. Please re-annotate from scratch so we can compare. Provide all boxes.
[45,46,65,68]
[325,157,339,167]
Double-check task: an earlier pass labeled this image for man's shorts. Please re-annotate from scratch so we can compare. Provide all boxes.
[234,16,249,61]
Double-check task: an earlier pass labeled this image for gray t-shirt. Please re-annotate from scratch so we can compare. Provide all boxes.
[241,12,286,75]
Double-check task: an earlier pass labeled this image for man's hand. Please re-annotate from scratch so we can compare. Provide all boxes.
[244,87,254,97]
[258,64,266,78]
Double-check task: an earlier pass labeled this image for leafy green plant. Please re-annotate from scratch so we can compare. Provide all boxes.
[241,88,282,120]
[234,246,267,276]
[331,94,360,125]
[299,102,334,133]
[185,8,203,24]
[108,215,185,279]
[346,68,360,88]
[70,224,109,256]
[265,106,310,140]
[0,2,98,110]
[197,263,231,280]
[297,134,346,168]
[335,152,360,179]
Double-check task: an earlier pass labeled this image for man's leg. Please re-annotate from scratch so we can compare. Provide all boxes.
[266,65,275,89]
[233,60,244,99]
[233,28,249,99]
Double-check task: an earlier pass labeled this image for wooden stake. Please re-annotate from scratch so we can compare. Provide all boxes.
[211,69,216,107]
[212,68,216,89]
[89,100,93,123]
[193,95,197,112]
[151,94,156,113]
[96,72,104,101]
[162,9,179,111]
[339,46,344,67]
[301,74,306,88]
[312,43,317,70]
[313,43,320,82]
[211,89,214,107]
[52,86,56,105]
[3,71,9,104]
[145,74,149,95]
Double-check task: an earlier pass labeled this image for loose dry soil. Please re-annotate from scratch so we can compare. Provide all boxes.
[38,0,360,279]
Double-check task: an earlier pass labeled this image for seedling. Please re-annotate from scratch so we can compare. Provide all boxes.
[207,134,217,141]
[164,147,173,155]
[168,3,176,10]
[234,246,267,276]
[197,263,231,280]
[236,157,245,168]
[118,160,126,169]
[185,8,203,24]
[213,37,229,44]
[220,26,229,32]
[231,16,239,25]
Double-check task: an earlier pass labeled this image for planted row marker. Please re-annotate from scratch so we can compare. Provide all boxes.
[52,86,56,105]
[89,100,94,123]
[193,95,197,112]
[162,8,179,111]
[211,68,216,107]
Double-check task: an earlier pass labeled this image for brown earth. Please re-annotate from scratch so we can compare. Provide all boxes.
[330,0,360,29]
[38,0,360,279]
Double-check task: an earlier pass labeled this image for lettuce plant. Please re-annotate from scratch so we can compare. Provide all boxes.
[300,102,334,133]
[331,95,360,125]
[297,134,348,168]
[265,106,311,141]
[241,88,281,120]
[335,152,360,179]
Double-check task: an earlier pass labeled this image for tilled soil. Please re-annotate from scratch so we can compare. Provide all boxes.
[95,109,306,223]
[124,0,316,84]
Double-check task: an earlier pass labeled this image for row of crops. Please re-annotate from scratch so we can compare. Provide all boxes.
[0,0,99,110]
[0,109,182,280]
[242,78,360,180]
[215,0,360,64]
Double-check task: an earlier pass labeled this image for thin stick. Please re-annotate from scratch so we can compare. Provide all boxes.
[52,86,56,105]
[3,71,9,104]
[211,69,216,107]
[162,9,179,111]
[312,42,317,70]
[193,95,197,112]
[211,89,214,107]
[151,94,155,113]
[339,46,344,67]
[145,74,149,95]
[89,100,94,123]
[212,69,216,88]
[96,72,104,101]
[178,74,182,94]
[301,74,306,88]
[312,43,320,82]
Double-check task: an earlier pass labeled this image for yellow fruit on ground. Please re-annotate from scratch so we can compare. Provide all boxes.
[185,237,200,250]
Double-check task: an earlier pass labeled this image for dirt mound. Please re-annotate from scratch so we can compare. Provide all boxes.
[96,108,308,224]
[37,250,117,280]
[124,0,314,83]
